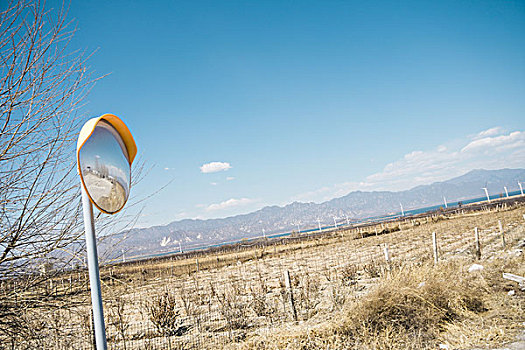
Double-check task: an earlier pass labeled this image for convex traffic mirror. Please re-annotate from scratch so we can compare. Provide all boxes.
[76,114,137,349]
[77,114,137,214]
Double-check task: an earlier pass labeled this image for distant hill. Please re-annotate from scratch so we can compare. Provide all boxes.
[108,168,525,258]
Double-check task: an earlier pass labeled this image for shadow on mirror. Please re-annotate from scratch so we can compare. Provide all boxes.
[79,120,131,214]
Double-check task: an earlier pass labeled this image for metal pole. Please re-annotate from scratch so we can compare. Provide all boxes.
[81,186,107,350]
[432,232,438,265]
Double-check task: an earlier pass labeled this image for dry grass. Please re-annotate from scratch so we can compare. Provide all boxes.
[228,255,524,350]
[3,202,524,349]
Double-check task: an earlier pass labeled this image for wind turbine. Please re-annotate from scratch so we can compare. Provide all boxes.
[482,187,490,203]
[263,228,266,238]
[519,181,524,196]
[400,203,405,217]
[317,219,322,232]
[179,241,183,254]
[504,186,509,198]
[344,214,350,226]
[443,196,448,208]
[295,222,300,234]
[333,217,338,229]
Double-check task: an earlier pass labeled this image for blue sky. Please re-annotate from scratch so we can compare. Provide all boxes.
[59,0,525,227]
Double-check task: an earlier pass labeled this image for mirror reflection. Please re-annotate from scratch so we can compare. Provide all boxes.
[79,120,131,214]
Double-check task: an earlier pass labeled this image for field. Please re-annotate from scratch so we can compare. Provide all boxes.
[3,200,525,350]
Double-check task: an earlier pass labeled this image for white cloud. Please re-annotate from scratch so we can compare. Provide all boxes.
[461,131,524,153]
[226,176,235,181]
[293,127,525,202]
[200,161,232,173]
[206,198,254,211]
[210,182,218,186]
[365,128,525,190]
[474,126,504,139]
[175,212,188,219]
[293,181,371,203]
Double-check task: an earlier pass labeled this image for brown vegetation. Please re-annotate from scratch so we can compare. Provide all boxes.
[2,201,524,349]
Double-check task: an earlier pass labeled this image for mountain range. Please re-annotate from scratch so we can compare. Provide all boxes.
[109,168,525,258]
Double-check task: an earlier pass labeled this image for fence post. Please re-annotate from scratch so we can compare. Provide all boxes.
[498,220,506,250]
[284,270,297,322]
[383,244,390,263]
[432,232,438,265]
[474,227,481,260]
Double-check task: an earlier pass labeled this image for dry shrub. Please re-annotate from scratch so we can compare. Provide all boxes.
[343,261,487,346]
[324,266,355,310]
[377,225,401,235]
[229,259,522,350]
[4,308,86,350]
[249,285,272,318]
[281,271,321,321]
[340,264,359,285]
[329,279,347,311]
[249,268,280,322]
[296,272,321,320]
[107,296,130,349]
[147,289,186,337]
[440,254,525,349]
[179,282,199,317]
[362,259,385,278]
[210,282,251,330]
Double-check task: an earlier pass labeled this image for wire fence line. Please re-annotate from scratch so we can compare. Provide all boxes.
[119,197,524,267]
[2,202,524,349]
